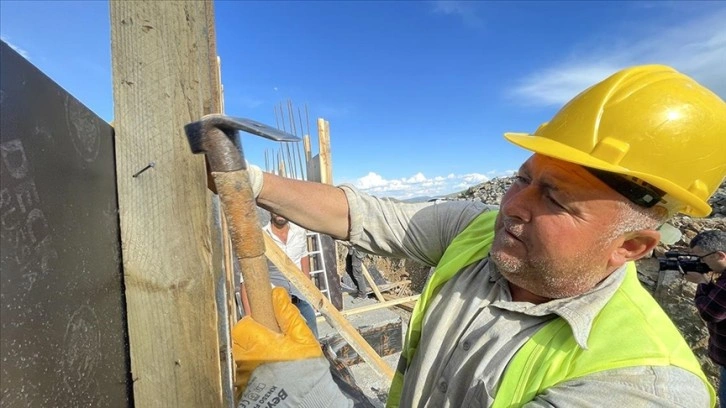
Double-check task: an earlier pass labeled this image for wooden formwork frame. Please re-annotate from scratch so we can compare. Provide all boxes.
[111,1,229,406]
[111,3,412,404]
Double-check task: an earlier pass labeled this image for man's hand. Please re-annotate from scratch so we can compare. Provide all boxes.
[685,271,711,284]
[205,158,264,197]
[232,287,322,393]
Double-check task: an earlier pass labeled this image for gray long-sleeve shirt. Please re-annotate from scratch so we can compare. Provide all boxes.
[341,185,710,408]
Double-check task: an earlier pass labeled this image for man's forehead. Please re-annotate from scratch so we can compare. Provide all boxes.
[519,155,601,189]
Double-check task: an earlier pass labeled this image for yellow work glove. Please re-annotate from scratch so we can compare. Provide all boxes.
[232,287,322,397]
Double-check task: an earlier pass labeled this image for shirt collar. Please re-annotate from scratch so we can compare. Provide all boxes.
[490,262,628,349]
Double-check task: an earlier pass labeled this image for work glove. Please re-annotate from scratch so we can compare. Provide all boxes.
[205,159,264,198]
[246,162,264,198]
[232,286,323,396]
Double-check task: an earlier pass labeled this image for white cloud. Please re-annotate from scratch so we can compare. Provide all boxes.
[1,35,30,59]
[352,170,513,199]
[509,7,726,106]
[358,172,388,189]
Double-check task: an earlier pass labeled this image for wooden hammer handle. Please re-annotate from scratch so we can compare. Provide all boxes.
[213,170,280,333]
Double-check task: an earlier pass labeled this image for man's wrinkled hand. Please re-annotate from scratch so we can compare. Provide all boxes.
[232,287,322,394]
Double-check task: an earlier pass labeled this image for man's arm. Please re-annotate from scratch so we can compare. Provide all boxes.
[525,366,711,407]
[694,274,726,323]
[257,173,350,240]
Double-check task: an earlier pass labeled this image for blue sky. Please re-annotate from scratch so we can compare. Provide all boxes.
[2,1,724,199]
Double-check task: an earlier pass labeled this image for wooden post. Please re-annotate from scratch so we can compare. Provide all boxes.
[303,134,312,163]
[317,118,332,184]
[111,1,224,406]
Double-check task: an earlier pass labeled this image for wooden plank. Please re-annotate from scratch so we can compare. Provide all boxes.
[320,320,403,367]
[312,120,341,310]
[264,234,396,381]
[213,200,235,408]
[317,118,333,184]
[361,264,385,302]
[382,293,417,313]
[303,134,312,163]
[342,295,420,316]
[110,1,223,407]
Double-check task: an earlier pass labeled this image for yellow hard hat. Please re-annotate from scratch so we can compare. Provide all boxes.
[505,65,726,217]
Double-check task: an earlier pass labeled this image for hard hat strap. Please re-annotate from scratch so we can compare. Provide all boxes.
[586,168,666,208]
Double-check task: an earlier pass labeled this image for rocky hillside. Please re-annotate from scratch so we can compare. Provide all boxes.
[362,176,725,390]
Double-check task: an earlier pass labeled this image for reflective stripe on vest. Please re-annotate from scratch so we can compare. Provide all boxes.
[387,210,714,407]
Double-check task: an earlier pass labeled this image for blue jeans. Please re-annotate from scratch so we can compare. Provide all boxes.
[293,297,319,339]
[719,365,726,408]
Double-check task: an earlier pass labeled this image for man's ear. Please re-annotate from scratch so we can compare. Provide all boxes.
[609,230,661,268]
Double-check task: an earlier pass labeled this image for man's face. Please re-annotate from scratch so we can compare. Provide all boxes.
[692,245,726,274]
[270,213,289,227]
[490,154,631,299]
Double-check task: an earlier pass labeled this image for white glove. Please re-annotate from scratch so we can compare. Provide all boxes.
[246,162,264,198]
[238,359,354,408]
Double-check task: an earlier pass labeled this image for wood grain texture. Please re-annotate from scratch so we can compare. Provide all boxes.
[317,118,332,185]
[110,1,223,406]
[213,170,278,332]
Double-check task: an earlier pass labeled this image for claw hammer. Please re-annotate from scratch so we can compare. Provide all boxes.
[184,114,299,332]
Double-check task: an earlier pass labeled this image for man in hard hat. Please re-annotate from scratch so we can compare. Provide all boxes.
[232,65,725,407]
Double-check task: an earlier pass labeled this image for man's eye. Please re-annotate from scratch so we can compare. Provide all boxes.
[514,175,530,184]
[547,195,565,209]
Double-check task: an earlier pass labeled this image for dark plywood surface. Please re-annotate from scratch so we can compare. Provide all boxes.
[320,234,343,310]
[0,41,131,407]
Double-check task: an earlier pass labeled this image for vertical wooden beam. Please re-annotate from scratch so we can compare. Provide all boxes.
[317,118,332,185]
[110,1,223,407]
[310,117,341,309]
[303,134,312,163]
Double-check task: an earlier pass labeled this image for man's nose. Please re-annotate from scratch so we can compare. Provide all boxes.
[501,186,534,223]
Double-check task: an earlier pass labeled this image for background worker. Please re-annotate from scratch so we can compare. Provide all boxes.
[240,211,318,337]
[232,65,726,407]
[686,230,726,407]
[345,245,368,299]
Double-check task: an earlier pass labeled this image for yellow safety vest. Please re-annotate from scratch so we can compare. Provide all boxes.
[387,211,714,408]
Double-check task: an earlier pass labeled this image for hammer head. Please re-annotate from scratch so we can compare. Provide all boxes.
[185,114,300,172]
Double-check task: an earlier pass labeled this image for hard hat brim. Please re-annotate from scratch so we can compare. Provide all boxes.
[504,132,711,217]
